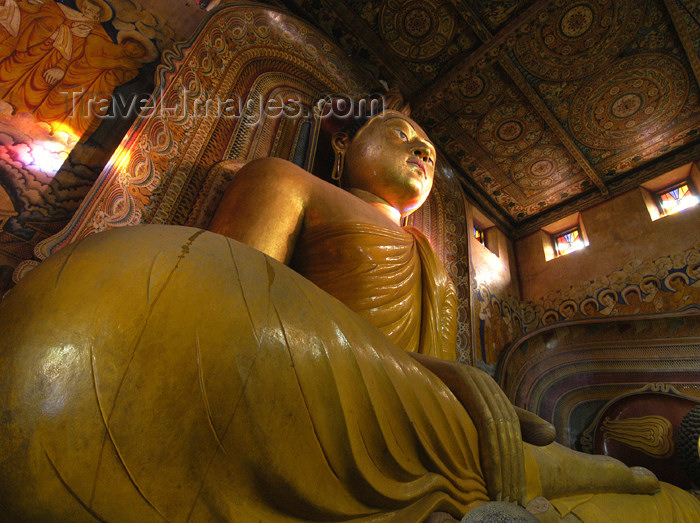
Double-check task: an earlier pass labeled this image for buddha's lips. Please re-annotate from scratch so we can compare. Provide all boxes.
[407,158,427,177]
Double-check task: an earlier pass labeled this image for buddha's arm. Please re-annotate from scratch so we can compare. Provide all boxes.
[209,158,310,264]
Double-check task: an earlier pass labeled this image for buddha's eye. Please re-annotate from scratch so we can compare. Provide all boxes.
[395,129,408,141]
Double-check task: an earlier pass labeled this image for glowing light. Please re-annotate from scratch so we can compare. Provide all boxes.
[473,225,485,245]
[657,182,698,216]
[553,227,585,257]
[112,144,133,173]
[50,122,80,145]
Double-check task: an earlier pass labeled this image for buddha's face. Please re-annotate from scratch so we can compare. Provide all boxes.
[339,112,436,216]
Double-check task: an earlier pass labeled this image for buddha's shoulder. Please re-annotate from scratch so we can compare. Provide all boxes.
[236,158,319,185]
[232,157,343,203]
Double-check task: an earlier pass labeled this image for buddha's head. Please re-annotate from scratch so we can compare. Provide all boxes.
[331,110,436,217]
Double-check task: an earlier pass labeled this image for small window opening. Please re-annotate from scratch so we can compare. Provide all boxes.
[473,225,486,246]
[655,181,698,217]
[552,226,585,257]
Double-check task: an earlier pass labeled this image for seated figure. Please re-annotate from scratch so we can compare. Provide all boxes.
[0,110,698,522]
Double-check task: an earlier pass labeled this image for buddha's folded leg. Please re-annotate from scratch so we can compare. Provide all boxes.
[541,483,700,523]
[0,225,488,522]
[522,443,700,521]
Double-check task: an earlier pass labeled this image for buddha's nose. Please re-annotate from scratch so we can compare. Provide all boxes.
[412,141,432,162]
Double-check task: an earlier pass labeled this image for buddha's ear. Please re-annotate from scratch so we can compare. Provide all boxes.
[331,132,350,154]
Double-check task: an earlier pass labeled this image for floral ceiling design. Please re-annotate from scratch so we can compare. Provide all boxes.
[278,0,700,236]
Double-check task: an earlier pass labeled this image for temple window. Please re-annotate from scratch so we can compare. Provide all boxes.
[641,162,700,221]
[470,207,500,256]
[654,181,698,217]
[473,224,486,245]
[540,212,588,261]
[552,226,585,257]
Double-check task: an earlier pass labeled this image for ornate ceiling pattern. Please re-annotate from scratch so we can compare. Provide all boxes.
[278,0,700,236]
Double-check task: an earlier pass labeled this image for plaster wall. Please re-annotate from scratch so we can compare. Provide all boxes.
[515,185,700,302]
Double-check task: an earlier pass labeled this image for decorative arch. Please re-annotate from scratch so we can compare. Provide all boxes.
[496,313,700,448]
[33,4,372,259]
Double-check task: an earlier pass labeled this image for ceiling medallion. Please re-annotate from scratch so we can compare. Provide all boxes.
[514,0,645,81]
[559,5,594,38]
[477,102,544,156]
[442,67,506,117]
[569,54,689,149]
[379,0,456,61]
[511,145,573,191]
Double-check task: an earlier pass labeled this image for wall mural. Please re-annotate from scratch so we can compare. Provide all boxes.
[473,242,700,371]
[0,0,177,294]
[471,270,521,373]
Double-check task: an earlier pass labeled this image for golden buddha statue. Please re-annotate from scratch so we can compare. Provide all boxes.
[0,110,698,522]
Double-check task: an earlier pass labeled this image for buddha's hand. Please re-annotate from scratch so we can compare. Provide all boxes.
[407,353,526,505]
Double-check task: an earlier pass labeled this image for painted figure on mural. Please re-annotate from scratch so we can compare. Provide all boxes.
[44,29,156,137]
[582,298,599,317]
[501,302,516,341]
[641,277,664,313]
[621,287,642,315]
[541,311,558,325]
[477,288,492,363]
[691,263,700,287]
[598,290,619,316]
[0,0,155,138]
[488,297,505,361]
[689,264,700,305]
[665,273,693,311]
[0,0,34,62]
[559,301,577,320]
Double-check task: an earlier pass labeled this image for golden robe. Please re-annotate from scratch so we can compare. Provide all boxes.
[0,225,488,521]
[0,224,698,521]
[292,222,457,360]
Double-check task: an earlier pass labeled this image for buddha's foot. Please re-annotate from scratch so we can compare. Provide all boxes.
[629,466,661,494]
[532,443,661,499]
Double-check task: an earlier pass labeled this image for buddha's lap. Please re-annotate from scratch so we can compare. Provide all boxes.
[3,225,698,521]
[0,225,487,519]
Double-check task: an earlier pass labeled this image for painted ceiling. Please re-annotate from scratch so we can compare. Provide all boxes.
[274,0,700,236]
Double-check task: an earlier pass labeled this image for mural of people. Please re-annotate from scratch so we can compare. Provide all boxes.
[621,286,642,314]
[44,29,157,137]
[665,273,692,310]
[0,0,156,138]
[0,0,20,60]
[641,277,664,313]
[582,298,599,317]
[691,264,700,287]
[559,301,578,320]
[0,1,108,117]
[477,290,492,363]
[599,290,619,316]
